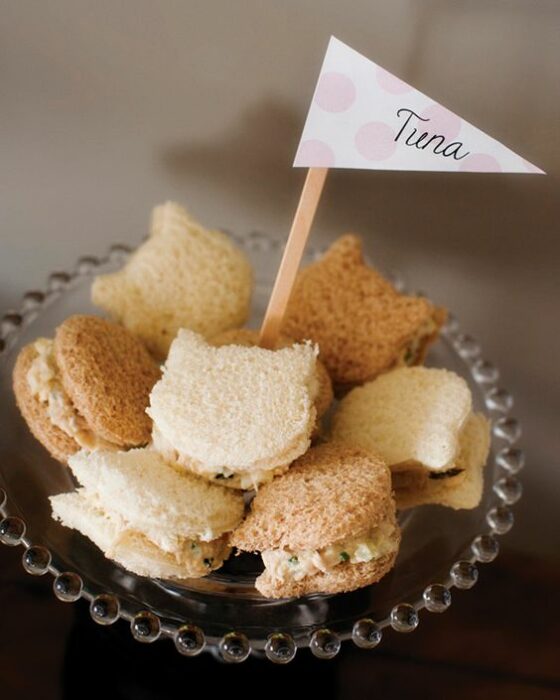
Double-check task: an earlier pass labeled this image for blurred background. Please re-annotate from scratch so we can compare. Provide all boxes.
[1,1,558,698]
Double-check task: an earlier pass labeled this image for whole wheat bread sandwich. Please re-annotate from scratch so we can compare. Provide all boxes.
[331,366,490,510]
[282,235,446,390]
[13,315,160,463]
[148,329,319,490]
[91,201,253,359]
[231,443,400,598]
[50,448,245,579]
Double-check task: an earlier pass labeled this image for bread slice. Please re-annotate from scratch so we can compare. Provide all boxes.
[231,443,394,552]
[331,366,472,471]
[209,327,333,421]
[67,448,245,549]
[13,343,79,463]
[54,315,160,447]
[50,489,231,579]
[148,330,319,489]
[50,488,123,551]
[91,201,253,359]
[395,413,490,510]
[282,234,445,387]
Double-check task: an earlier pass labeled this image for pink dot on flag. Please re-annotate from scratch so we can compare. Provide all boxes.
[421,103,462,140]
[295,139,335,167]
[376,67,412,94]
[459,153,501,172]
[314,72,356,112]
[355,122,397,161]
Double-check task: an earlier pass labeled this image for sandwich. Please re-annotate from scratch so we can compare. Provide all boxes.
[50,448,245,579]
[281,234,446,389]
[147,329,319,490]
[231,443,400,598]
[331,366,491,509]
[91,201,253,359]
[13,315,160,463]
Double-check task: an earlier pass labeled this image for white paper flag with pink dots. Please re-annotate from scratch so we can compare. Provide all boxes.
[259,36,543,348]
[294,36,543,174]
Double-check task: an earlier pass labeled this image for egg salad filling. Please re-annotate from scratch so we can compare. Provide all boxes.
[27,338,115,450]
[151,425,295,491]
[261,520,397,583]
[109,531,229,574]
[391,462,466,493]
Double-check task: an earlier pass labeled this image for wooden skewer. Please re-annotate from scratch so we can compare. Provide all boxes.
[259,167,328,348]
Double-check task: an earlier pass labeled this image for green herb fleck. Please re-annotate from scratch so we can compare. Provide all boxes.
[190,542,198,550]
[288,556,299,565]
[203,557,214,568]
[339,551,350,562]
[404,348,414,365]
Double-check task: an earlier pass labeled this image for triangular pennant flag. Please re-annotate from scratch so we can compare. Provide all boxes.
[294,36,544,174]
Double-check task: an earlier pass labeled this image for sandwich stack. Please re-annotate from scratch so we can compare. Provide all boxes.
[12,201,491,598]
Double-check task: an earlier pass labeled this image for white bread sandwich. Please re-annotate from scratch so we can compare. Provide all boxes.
[50,448,245,579]
[231,443,400,598]
[91,201,253,359]
[209,327,334,434]
[330,366,490,510]
[147,329,319,490]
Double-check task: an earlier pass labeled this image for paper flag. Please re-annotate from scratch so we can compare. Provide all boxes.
[294,36,543,174]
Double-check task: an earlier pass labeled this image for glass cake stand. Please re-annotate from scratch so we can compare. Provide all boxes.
[0,232,524,663]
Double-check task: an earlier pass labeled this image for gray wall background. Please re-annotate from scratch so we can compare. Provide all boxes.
[1,1,558,558]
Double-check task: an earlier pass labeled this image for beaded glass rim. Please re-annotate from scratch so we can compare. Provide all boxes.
[0,232,524,664]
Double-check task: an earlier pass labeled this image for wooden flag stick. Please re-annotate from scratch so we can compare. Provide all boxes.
[259,167,328,348]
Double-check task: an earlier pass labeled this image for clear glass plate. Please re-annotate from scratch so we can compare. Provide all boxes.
[0,232,523,663]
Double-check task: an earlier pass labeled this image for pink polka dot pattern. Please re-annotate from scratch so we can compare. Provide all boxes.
[294,139,335,167]
[459,153,502,172]
[314,72,356,113]
[355,122,397,161]
[421,103,462,140]
[376,67,412,95]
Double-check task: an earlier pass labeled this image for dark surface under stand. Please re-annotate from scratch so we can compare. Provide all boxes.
[1,543,558,700]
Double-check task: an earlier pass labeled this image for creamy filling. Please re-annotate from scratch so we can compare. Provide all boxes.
[398,317,437,366]
[209,464,289,491]
[391,462,466,492]
[261,521,397,583]
[109,531,225,572]
[27,338,115,451]
[151,425,294,491]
